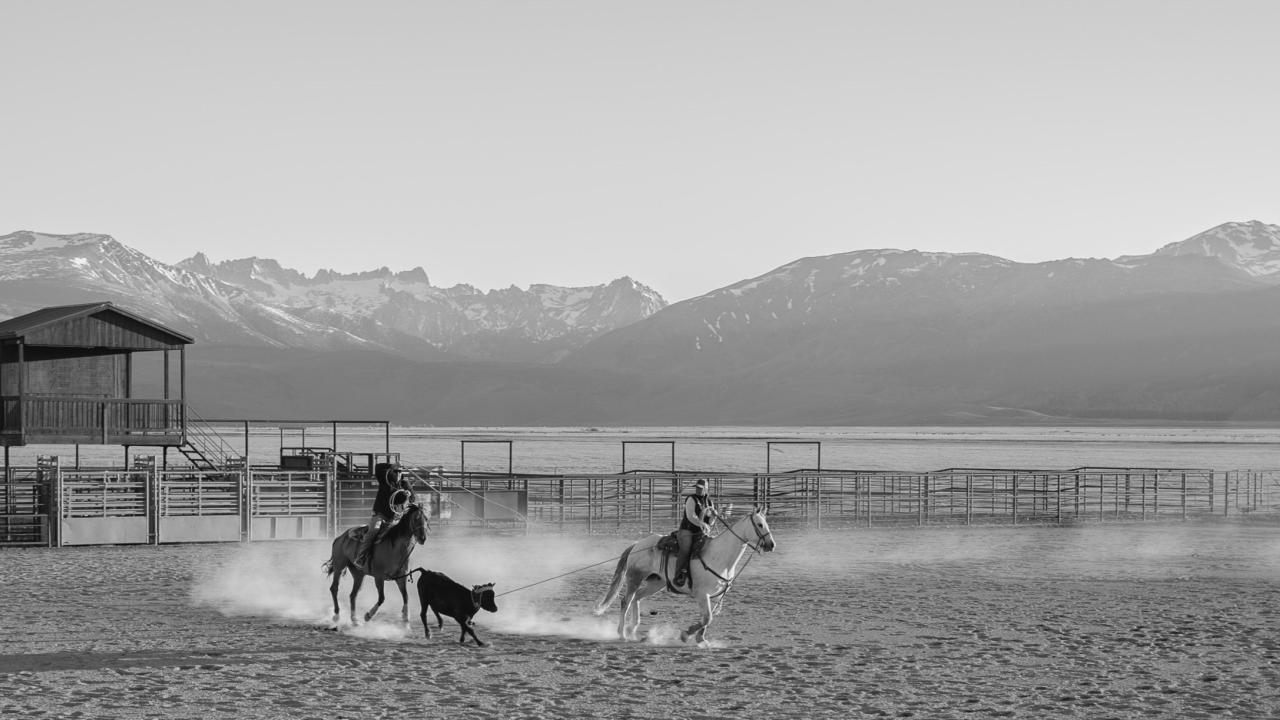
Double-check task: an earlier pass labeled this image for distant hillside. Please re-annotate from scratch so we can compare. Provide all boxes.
[6,222,1280,424]
[565,221,1280,423]
[0,231,667,362]
[183,344,670,426]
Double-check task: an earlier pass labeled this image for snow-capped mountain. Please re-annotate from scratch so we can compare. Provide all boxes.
[1146,220,1280,280]
[566,221,1280,423]
[0,231,368,349]
[0,231,667,361]
[7,222,1280,424]
[177,254,666,362]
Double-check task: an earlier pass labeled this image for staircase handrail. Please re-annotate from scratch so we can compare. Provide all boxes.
[183,406,243,468]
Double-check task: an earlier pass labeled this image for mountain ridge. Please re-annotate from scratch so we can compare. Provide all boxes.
[4,221,1280,424]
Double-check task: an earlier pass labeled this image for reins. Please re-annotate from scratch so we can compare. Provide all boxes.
[692,515,769,605]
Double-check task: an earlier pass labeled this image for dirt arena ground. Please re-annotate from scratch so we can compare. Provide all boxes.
[3,520,1280,719]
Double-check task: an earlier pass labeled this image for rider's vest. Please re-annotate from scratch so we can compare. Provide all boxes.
[372,468,407,519]
[679,495,713,534]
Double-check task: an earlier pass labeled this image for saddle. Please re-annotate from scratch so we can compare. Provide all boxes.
[657,531,706,591]
[346,515,400,544]
[656,531,707,555]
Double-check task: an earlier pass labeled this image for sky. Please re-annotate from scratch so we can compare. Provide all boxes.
[3,1,1279,302]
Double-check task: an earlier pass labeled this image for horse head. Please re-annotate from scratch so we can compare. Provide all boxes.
[748,505,777,553]
[473,583,498,613]
[406,503,430,544]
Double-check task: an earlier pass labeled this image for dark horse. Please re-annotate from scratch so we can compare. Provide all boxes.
[324,503,429,626]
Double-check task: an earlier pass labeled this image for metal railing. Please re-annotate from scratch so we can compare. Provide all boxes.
[5,461,1278,546]
[406,466,1280,532]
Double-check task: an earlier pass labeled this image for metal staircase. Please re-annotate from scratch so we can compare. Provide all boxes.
[177,407,243,470]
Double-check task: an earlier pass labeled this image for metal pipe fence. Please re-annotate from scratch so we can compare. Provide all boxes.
[419,467,1280,532]
[4,462,1279,546]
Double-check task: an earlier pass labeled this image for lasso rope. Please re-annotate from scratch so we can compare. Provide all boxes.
[495,555,624,597]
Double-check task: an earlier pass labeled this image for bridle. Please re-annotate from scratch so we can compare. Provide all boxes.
[723,512,773,554]
[408,504,430,543]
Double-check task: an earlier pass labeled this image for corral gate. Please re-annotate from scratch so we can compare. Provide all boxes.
[1,465,50,546]
[58,467,151,545]
[248,468,331,541]
[9,458,337,546]
[156,470,243,543]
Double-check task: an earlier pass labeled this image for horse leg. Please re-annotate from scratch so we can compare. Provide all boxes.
[348,573,365,626]
[365,578,386,622]
[396,577,409,627]
[625,591,641,641]
[680,592,714,644]
[616,590,634,640]
[419,600,432,639]
[329,569,343,624]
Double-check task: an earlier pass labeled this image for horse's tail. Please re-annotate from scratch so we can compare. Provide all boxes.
[593,545,633,616]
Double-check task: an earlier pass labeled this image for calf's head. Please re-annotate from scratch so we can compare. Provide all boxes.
[473,583,498,613]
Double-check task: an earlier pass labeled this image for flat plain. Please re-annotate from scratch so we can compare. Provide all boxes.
[3,521,1279,719]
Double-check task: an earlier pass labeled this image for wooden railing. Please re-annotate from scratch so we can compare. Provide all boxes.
[1,396,184,445]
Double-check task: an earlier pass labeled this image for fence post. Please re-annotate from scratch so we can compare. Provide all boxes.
[1055,474,1061,524]
[866,475,873,528]
[966,474,972,525]
[1224,471,1230,518]
[1074,472,1081,519]
[917,476,924,526]
[647,477,653,535]
[816,474,823,530]
[1011,473,1018,526]
[1181,473,1187,521]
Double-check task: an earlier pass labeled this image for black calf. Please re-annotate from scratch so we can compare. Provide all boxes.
[412,569,498,646]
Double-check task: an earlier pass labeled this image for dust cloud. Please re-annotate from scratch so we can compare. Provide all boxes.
[188,531,651,643]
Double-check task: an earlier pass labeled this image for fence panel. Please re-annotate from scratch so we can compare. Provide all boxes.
[58,469,150,545]
[1,467,49,546]
[157,470,243,543]
[249,469,331,540]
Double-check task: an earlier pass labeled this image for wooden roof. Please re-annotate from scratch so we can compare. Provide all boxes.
[0,302,195,349]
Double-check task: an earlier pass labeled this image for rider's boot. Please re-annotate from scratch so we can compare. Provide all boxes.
[354,529,377,572]
[674,558,689,587]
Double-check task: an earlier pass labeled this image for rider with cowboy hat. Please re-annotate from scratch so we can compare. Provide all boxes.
[674,478,721,587]
[355,462,412,571]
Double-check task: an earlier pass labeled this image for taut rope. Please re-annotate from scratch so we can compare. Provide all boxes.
[495,555,624,597]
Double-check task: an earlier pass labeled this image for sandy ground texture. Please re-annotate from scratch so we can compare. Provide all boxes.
[2,521,1280,719]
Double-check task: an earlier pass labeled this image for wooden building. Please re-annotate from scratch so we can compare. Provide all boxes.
[0,302,193,451]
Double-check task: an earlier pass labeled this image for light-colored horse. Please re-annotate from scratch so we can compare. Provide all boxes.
[324,503,429,626]
[594,507,776,643]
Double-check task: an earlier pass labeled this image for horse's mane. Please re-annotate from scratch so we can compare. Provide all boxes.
[382,504,426,540]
